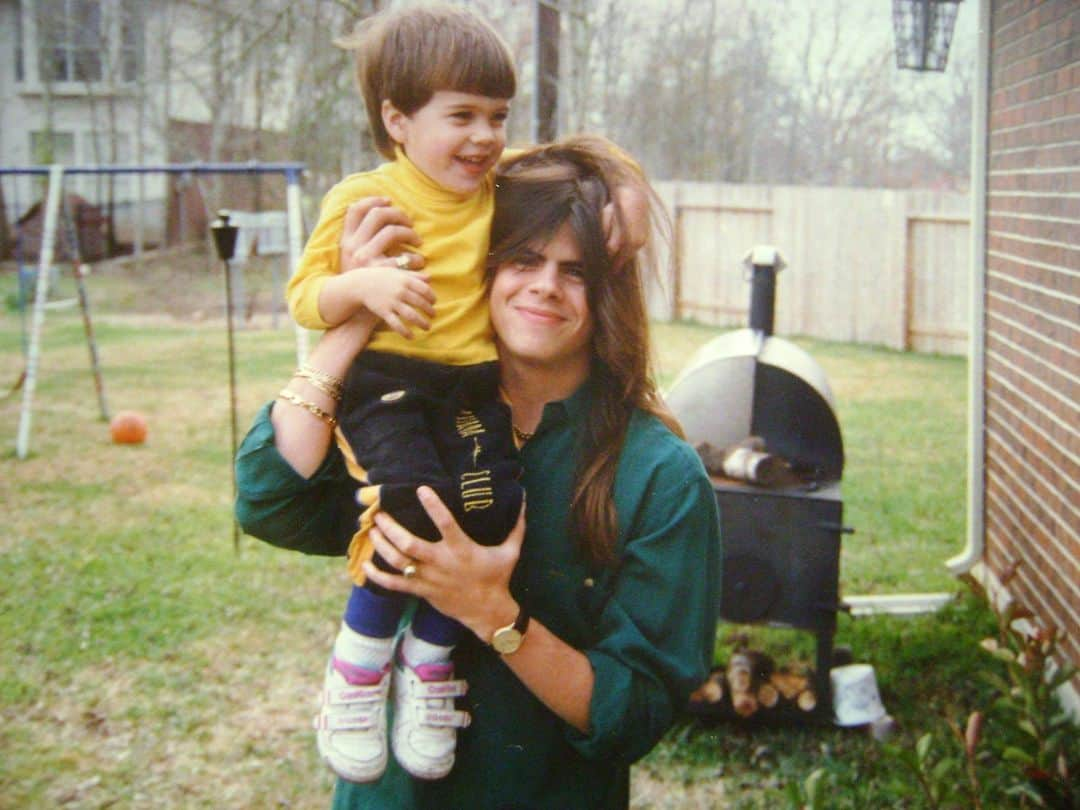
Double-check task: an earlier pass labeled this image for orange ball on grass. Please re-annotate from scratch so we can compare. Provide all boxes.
[109,410,148,444]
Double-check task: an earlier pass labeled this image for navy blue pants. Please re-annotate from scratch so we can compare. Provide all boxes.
[337,351,523,644]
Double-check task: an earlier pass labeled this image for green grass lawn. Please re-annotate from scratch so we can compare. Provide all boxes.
[0,258,1020,808]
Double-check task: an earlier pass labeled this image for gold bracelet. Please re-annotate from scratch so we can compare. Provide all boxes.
[277,388,338,428]
[298,363,344,390]
[293,364,344,401]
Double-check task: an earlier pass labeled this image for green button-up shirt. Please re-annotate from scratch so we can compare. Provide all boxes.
[236,380,721,809]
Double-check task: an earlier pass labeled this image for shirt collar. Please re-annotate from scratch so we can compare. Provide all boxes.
[390,146,475,203]
[537,376,594,433]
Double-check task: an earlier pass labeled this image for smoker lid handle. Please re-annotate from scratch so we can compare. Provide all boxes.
[814,522,855,535]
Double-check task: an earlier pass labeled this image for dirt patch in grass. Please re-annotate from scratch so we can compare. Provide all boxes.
[11,620,338,810]
[630,768,732,808]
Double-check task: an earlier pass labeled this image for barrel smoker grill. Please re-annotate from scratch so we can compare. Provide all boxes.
[666,246,852,722]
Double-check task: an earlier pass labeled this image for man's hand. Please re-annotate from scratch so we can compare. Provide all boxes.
[602,184,651,267]
[362,486,524,644]
[339,197,424,273]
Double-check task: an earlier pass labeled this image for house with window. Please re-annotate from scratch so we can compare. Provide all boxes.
[0,0,166,247]
[0,0,304,253]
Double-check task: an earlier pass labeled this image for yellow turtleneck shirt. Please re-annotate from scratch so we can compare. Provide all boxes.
[287,149,497,366]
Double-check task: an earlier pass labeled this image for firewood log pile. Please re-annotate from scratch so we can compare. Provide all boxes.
[688,647,819,722]
[695,436,812,489]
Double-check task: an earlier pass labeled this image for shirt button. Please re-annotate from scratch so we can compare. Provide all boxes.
[583,577,595,588]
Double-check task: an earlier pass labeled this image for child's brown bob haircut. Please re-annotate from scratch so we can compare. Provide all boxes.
[336,4,517,161]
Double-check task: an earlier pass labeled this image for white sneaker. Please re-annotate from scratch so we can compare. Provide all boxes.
[315,658,391,782]
[391,657,471,780]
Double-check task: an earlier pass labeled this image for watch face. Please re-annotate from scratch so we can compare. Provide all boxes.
[492,628,523,655]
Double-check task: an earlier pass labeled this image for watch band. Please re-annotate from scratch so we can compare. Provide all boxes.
[510,606,530,635]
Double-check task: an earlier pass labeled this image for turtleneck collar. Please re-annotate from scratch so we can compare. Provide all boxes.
[390,146,480,204]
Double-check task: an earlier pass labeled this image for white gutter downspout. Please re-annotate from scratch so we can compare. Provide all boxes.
[947,0,991,577]
[848,0,991,616]
[942,1,1080,722]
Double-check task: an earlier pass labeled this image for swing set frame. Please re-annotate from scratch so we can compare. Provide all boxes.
[2,161,308,460]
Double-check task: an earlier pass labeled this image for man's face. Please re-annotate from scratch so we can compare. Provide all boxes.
[490,221,594,377]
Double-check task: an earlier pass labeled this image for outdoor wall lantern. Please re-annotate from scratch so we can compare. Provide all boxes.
[892,0,963,71]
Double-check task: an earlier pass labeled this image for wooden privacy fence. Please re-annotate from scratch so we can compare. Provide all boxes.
[649,182,971,355]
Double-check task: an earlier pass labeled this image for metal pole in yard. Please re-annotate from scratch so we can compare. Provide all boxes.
[212,211,242,551]
[285,168,309,365]
[16,164,64,459]
[61,194,110,421]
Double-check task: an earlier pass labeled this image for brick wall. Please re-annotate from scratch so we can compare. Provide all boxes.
[983,0,1079,671]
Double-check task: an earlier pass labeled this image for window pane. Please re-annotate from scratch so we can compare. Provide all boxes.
[122,0,141,82]
[42,47,68,82]
[119,0,142,82]
[37,5,69,81]
[74,0,102,47]
[72,0,103,80]
[15,1,24,81]
[35,0,105,82]
[74,47,102,81]
[31,131,76,164]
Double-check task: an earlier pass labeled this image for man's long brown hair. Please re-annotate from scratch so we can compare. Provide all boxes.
[488,136,681,566]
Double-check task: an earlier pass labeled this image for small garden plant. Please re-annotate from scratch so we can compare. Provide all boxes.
[886,570,1077,810]
[778,571,1079,810]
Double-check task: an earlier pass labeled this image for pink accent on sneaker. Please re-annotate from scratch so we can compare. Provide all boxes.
[316,659,392,782]
[392,655,471,780]
[333,657,388,686]
[412,661,454,682]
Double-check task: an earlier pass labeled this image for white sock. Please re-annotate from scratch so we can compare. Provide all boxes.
[400,626,454,667]
[333,622,395,671]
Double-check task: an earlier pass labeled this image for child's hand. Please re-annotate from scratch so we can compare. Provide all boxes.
[603,184,651,266]
[340,197,424,273]
[317,196,432,331]
[345,265,436,340]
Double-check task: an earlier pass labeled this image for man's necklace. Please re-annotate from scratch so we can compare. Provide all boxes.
[502,384,535,444]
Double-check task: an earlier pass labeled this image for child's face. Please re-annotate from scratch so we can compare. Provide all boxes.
[383,90,510,195]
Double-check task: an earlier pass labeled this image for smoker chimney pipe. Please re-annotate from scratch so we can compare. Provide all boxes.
[743,245,786,336]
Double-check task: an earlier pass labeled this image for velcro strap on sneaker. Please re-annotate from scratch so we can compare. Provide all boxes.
[411,679,468,699]
[314,711,378,731]
[328,683,388,706]
[418,708,472,728]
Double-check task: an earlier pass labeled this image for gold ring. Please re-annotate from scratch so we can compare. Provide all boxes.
[394,254,410,270]
[402,562,418,579]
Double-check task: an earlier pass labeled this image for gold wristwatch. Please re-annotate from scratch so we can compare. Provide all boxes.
[491,606,530,655]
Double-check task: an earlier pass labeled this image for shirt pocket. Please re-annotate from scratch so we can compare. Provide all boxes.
[571,567,619,647]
